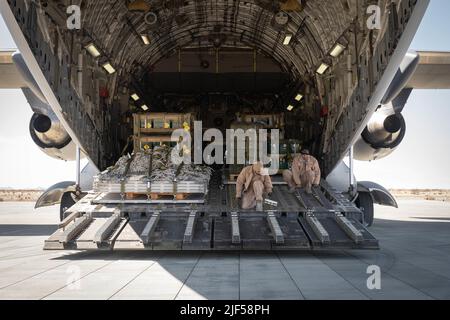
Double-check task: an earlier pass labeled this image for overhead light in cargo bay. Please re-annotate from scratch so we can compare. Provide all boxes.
[287,105,295,111]
[295,94,303,101]
[141,34,151,45]
[102,62,116,74]
[141,105,149,111]
[316,62,330,75]
[283,34,293,45]
[131,93,140,101]
[85,43,101,58]
[330,43,346,58]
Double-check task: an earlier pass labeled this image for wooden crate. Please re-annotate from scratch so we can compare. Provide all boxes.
[133,113,194,152]
[134,113,193,131]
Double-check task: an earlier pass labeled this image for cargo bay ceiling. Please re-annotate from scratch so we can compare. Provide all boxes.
[37,0,372,90]
[79,0,353,79]
[7,0,415,172]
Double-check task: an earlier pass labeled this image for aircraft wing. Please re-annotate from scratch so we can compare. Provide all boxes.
[407,51,450,89]
[0,50,26,89]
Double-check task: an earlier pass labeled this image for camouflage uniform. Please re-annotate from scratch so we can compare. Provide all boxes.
[283,154,321,192]
[236,164,273,210]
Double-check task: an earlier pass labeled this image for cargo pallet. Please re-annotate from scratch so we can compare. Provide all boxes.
[93,151,210,203]
[44,174,379,251]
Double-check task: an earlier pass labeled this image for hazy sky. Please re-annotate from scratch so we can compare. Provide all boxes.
[0,1,449,189]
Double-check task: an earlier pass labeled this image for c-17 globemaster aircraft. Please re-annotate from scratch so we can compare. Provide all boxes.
[0,0,449,251]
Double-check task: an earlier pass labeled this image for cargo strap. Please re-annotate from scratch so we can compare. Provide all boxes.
[173,163,185,197]
[120,154,135,197]
[147,152,153,196]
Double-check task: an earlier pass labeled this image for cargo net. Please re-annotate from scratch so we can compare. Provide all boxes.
[93,146,213,195]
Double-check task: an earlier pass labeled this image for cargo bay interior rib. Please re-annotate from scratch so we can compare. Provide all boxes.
[6,0,418,174]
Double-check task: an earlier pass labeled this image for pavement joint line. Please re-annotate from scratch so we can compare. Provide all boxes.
[0,251,65,265]
[0,230,56,237]
[40,251,142,300]
[107,252,166,300]
[0,250,93,287]
[1,201,450,300]
[0,259,73,291]
[343,250,438,300]
[312,251,371,300]
[0,246,55,261]
[373,247,398,273]
[275,251,305,300]
[0,238,45,248]
[337,249,430,299]
[173,252,204,300]
[377,242,450,279]
[0,248,47,259]
[40,257,117,300]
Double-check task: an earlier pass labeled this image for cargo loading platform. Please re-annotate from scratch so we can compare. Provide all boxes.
[44,172,378,251]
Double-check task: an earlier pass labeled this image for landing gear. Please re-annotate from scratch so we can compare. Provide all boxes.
[356,192,374,227]
[59,191,77,221]
[59,145,82,221]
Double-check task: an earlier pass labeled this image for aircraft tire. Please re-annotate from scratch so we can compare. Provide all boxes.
[60,192,77,221]
[356,192,374,227]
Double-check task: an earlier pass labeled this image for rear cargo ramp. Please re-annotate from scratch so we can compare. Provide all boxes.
[44,184,379,251]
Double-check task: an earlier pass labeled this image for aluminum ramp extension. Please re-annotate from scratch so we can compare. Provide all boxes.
[113,211,212,250]
[216,186,311,250]
[213,212,311,250]
[299,212,378,249]
[113,210,309,250]
[44,204,128,250]
[46,211,311,251]
[44,185,379,251]
[296,190,378,249]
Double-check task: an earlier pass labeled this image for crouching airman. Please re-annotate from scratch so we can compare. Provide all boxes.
[283,149,321,194]
[236,162,273,211]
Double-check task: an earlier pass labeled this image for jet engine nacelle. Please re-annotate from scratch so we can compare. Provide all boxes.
[11,53,79,161]
[29,112,78,161]
[354,109,406,161]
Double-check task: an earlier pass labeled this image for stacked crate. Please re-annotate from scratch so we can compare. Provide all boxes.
[133,113,194,152]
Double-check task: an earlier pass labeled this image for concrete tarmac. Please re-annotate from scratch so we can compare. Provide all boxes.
[0,200,449,300]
